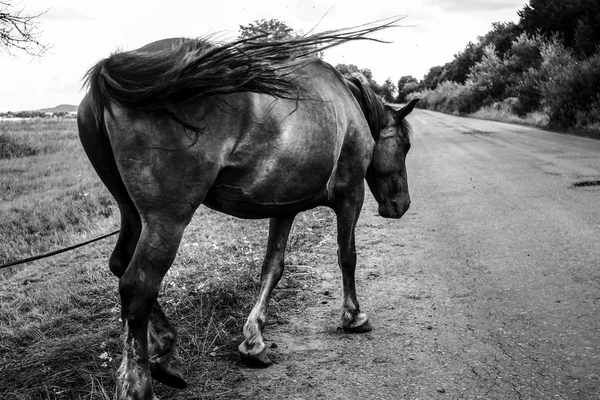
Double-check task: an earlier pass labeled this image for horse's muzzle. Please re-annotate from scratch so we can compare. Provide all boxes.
[379,197,410,219]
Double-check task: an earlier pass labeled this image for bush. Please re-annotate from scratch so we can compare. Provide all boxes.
[462,45,509,112]
[538,41,600,129]
[511,69,543,116]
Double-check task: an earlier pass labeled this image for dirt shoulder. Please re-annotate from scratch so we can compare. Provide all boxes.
[232,194,444,400]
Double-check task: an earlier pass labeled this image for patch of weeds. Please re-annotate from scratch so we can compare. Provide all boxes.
[0,133,39,159]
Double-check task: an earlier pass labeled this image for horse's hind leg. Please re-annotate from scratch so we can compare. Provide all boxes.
[239,214,296,366]
[77,98,185,389]
[110,207,186,388]
[109,209,186,388]
[334,185,372,333]
[117,215,187,400]
[77,96,142,278]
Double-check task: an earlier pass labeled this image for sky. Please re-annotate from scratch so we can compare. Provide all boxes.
[0,0,528,112]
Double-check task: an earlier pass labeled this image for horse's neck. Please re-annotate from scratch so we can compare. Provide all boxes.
[344,78,384,138]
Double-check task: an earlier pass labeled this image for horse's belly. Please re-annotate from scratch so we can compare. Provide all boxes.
[203,182,327,219]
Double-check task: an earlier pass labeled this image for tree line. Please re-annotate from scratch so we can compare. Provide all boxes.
[398,0,600,133]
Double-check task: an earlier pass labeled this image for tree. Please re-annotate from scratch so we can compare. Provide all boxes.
[239,19,295,42]
[459,45,508,113]
[422,65,444,90]
[477,22,522,60]
[441,42,484,84]
[518,0,600,58]
[239,18,322,58]
[396,75,419,103]
[1,1,48,55]
[334,63,361,77]
[334,63,383,95]
[379,78,397,103]
[504,33,545,115]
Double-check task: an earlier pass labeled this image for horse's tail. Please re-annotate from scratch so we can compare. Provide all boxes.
[82,18,403,125]
[83,61,110,130]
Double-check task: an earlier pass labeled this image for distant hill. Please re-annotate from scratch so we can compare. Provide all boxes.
[38,104,78,113]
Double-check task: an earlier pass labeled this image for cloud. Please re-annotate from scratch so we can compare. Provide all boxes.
[424,0,524,13]
[41,6,94,21]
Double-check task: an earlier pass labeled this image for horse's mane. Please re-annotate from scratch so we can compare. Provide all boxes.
[84,18,403,130]
[344,77,413,143]
[344,77,387,139]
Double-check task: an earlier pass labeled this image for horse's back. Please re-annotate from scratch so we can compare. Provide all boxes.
[202,60,372,217]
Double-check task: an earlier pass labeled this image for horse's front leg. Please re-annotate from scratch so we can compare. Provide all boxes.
[239,214,296,366]
[117,216,186,400]
[335,189,372,333]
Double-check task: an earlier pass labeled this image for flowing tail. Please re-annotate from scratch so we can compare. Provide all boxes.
[84,17,404,129]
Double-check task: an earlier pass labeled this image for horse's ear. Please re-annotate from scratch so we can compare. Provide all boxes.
[395,99,419,122]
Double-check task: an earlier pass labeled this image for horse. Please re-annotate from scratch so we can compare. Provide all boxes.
[77,27,418,399]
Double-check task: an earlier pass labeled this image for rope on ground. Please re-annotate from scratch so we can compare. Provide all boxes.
[0,229,120,270]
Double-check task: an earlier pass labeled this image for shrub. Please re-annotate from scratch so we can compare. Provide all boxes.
[462,45,509,112]
[538,40,600,129]
[511,69,543,116]
[504,34,546,116]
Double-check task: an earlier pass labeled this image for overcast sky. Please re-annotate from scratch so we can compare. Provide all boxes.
[0,0,528,112]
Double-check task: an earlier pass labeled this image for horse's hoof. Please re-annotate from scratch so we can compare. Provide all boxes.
[150,357,187,389]
[343,312,373,333]
[238,342,272,367]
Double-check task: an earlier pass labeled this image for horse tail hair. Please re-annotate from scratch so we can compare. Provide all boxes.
[83,61,111,130]
[82,17,404,125]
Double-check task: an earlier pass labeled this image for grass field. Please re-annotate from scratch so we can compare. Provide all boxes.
[0,119,115,266]
[0,118,337,399]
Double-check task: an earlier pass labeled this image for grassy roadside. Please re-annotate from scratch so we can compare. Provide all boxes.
[469,105,600,140]
[411,101,600,141]
[0,118,338,399]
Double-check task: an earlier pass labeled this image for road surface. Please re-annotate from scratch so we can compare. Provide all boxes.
[233,109,600,399]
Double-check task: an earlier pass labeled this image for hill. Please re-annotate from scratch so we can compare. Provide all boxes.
[38,104,78,113]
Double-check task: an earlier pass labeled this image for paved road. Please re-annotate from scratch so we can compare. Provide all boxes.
[237,110,600,399]
[400,110,600,399]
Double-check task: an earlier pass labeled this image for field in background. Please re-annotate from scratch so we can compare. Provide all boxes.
[0,118,338,399]
[0,119,115,267]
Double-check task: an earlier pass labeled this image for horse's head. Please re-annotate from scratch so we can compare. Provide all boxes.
[366,99,419,219]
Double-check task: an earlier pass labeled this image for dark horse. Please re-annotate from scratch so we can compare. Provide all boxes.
[78,25,417,399]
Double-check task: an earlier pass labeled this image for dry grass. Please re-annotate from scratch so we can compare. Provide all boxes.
[0,118,338,399]
[470,104,600,140]
[469,103,550,127]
